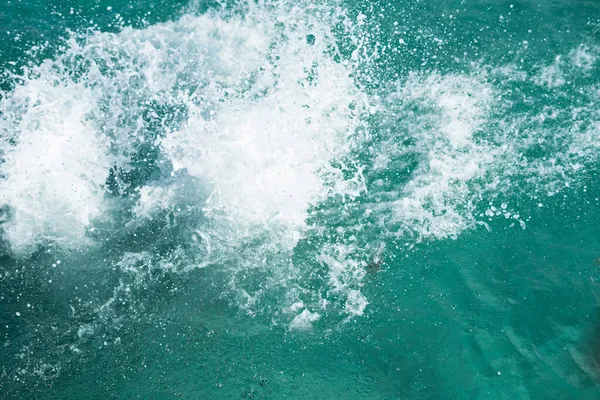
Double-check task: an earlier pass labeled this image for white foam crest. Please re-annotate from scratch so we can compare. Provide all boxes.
[496,46,600,195]
[112,5,372,320]
[569,44,599,72]
[316,243,368,317]
[289,309,320,331]
[133,186,177,219]
[0,80,112,254]
[345,289,368,316]
[566,88,600,163]
[1,4,368,256]
[387,72,495,239]
[569,121,600,160]
[100,12,274,93]
[532,44,599,88]
[532,56,567,88]
[160,9,366,247]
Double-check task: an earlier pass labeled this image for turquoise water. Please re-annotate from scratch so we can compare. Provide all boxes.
[2,0,600,398]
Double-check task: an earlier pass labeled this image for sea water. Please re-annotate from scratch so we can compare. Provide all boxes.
[1,0,600,398]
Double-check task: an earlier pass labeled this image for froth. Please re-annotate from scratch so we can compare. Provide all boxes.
[385,72,495,240]
[0,80,112,254]
[3,0,600,330]
[0,5,367,255]
[161,51,363,241]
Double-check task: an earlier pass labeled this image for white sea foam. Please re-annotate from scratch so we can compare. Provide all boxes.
[569,44,598,72]
[3,0,600,329]
[533,57,567,88]
[385,72,496,240]
[315,243,368,317]
[533,44,599,88]
[289,309,320,331]
[133,186,176,219]
[159,12,366,247]
[0,4,367,257]
[345,289,368,316]
[0,80,112,254]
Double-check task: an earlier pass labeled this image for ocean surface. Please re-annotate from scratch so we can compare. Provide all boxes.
[1,0,600,398]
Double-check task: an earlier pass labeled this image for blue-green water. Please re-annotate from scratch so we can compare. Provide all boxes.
[2,0,600,398]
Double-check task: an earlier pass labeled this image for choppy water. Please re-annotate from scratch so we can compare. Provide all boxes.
[1,0,600,398]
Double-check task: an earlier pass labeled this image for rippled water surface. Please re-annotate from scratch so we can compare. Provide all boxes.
[2,0,600,398]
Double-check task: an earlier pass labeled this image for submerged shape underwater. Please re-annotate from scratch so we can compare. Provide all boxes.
[1,0,600,397]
